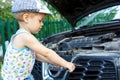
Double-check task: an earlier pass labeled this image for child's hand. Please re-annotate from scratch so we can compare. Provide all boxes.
[66,62,76,72]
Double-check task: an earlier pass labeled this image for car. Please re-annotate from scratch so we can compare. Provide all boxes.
[32,0,120,80]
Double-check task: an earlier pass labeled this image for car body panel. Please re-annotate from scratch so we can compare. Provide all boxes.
[32,0,120,80]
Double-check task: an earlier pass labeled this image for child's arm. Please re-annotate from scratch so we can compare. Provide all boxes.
[36,53,54,64]
[16,33,75,72]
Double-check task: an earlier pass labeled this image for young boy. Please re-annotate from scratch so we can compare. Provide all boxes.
[1,0,75,80]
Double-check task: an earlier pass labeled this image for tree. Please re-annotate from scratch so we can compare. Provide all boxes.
[0,0,14,21]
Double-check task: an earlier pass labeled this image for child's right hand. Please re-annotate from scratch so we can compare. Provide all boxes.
[66,62,76,72]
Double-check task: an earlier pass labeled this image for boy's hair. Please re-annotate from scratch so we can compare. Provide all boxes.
[15,12,41,22]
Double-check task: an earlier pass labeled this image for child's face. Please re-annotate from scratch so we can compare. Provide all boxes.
[27,13,46,34]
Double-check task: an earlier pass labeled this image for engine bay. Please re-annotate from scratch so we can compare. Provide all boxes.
[45,32,120,56]
[42,32,120,80]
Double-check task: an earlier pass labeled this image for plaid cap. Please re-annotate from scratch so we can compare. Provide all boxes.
[12,0,52,14]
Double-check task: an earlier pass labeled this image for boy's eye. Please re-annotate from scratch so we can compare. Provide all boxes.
[39,20,42,22]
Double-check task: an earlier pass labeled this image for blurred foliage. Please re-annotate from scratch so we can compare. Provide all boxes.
[76,6,118,28]
[88,6,117,25]
[0,61,2,78]
[0,0,14,21]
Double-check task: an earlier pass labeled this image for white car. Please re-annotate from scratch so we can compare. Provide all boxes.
[32,0,120,80]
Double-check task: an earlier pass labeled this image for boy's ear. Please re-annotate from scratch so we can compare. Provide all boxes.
[23,13,29,22]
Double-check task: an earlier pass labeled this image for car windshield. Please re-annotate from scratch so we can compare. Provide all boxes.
[76,5,120,29]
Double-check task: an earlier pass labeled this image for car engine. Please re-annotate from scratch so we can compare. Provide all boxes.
[32,21,120,80]
[36,32,120,80]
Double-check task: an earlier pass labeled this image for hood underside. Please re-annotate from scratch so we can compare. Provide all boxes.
[45,0,120,26]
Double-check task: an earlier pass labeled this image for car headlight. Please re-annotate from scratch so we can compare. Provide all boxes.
[42,62,67,80]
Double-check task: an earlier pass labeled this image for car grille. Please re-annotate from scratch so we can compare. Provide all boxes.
[67,57,117,80]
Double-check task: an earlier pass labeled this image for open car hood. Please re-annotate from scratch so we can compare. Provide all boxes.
[45,0,120,27]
